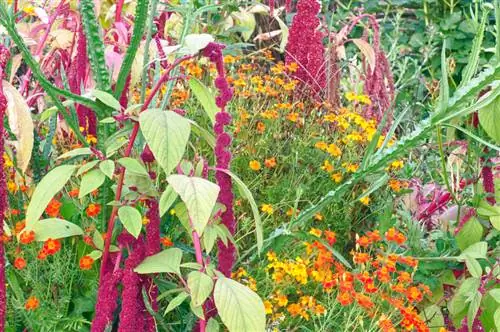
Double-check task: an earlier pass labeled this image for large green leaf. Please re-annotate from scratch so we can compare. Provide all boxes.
[164,291,189,315]
[57,147,92,160]
[159,185,179,217]
[188,271,214,307]
[134,248,183,275]
[167,175,220,235]
[118,206,143,239]
[214,275,265,332]
[478,96,500,143]
[456,217,483,251]
[99,160,115,179]
[189,78,217,125]
[30,218,84,241]
[79,169,106,198]
[25,165,77,226]
[139,109,191,175]
[118,157,149,176]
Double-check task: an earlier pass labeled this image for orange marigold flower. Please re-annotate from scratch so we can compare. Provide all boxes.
[364,282,378,294]
[355,293,374,309]
[313,212,324,221]
[45,199,62,217]
[264,300,273,314]
[161,236,174,247]
[406,286,423,303]
[25,296,39,311]
[356,236,371,248]
[276,294,288,307]
[309,228,322,237]
[86,203,101,217]
[43,238,61,255]
[264,157,277,169]
[10,209,20,216]
[68,188,79,198]
[391,282,406,293]
[353,252,370,264]
[366,230,381,242]
[256,121,265,134]
[323,230,336,245]
[398,256,418,268]
[336,292,353,306]
[376,266,391,283]
[249,160,261,171]
[385,227,406,245]
[379,315,396,332]
[398,271,412,283]
[14,257,27,270]
[286,303,302,317]
[14,221,25,234]
[37,249,48,260]
[19,230,35,244]
[79,255,94,270]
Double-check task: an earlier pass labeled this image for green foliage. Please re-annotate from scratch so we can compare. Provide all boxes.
[139,109,192,175]
[134,248,183,275]
[214,275,265,332]
[118,206,143,238]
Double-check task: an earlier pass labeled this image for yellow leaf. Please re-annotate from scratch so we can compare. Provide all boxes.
[2,80,34,174]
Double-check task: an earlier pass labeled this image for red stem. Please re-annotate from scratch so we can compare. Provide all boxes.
[115,0,125,22]
[99,55,192,283]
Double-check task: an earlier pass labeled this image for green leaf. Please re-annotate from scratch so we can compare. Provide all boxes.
[214,275,265,332]
[88,250,103,260]
[99,160,115,179]
[489,289,500,303]
[202,225,218,254]
[79,169,106,198]
[421,305,444,332]
[92,89,121,110]
[460,242,487,259]
[188,271,214,307]
[93,231,104,250]
[438,41,449,113]
[215,169,263,252]
[57,147,92,160]
[26,165,77,227]
[206,318,220,332]
[183,34,215,54]
[76,160,100,176]
[478,96,500,143]
[134,248,183,275]
[495,307,500,331]
[159,185,179,217]
[456,218,483,251]
[189,78,217,125]
[468,291,482,331]
[139,110,191,175]
[164,291,189,315]
[464,256,483,278]
[167,175,220,235]
[491,215,500,230]
[190,301,205,320]
[118,206,143,239]
[118,157,149,176]
[30,218,83,241]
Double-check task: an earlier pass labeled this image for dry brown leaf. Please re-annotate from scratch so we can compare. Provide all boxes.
[2,80,34,174]
[352,38,376,74]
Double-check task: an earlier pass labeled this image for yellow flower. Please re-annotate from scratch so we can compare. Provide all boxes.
[286,112,299,122]
[267,251,277,262]
[169,209,176,215]
[277,294,288,307]
[249,160,261,171]
[261,204,274,215]
[321,160,333,173]
[314,213,324,221]
[357,94,372,105]
[142,216,150,225]
[390,160,404,170]
[7,181,17,193]
[359,196,370,206]
[327,143,342,158]
[22,5,36,15]
[315,141,328,151]
[345,92,357,101]
[331,172,343,183]
[309,228,322,237]
[344,163,359,173]
[264,300,273,314]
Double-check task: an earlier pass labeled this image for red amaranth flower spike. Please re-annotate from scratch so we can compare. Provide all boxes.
[285,0,326,91]
[0,44,10,332]
[203,42,236,278]
[144,199,161,314]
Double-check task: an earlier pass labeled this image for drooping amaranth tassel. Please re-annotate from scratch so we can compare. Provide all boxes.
[0,44,10,332]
